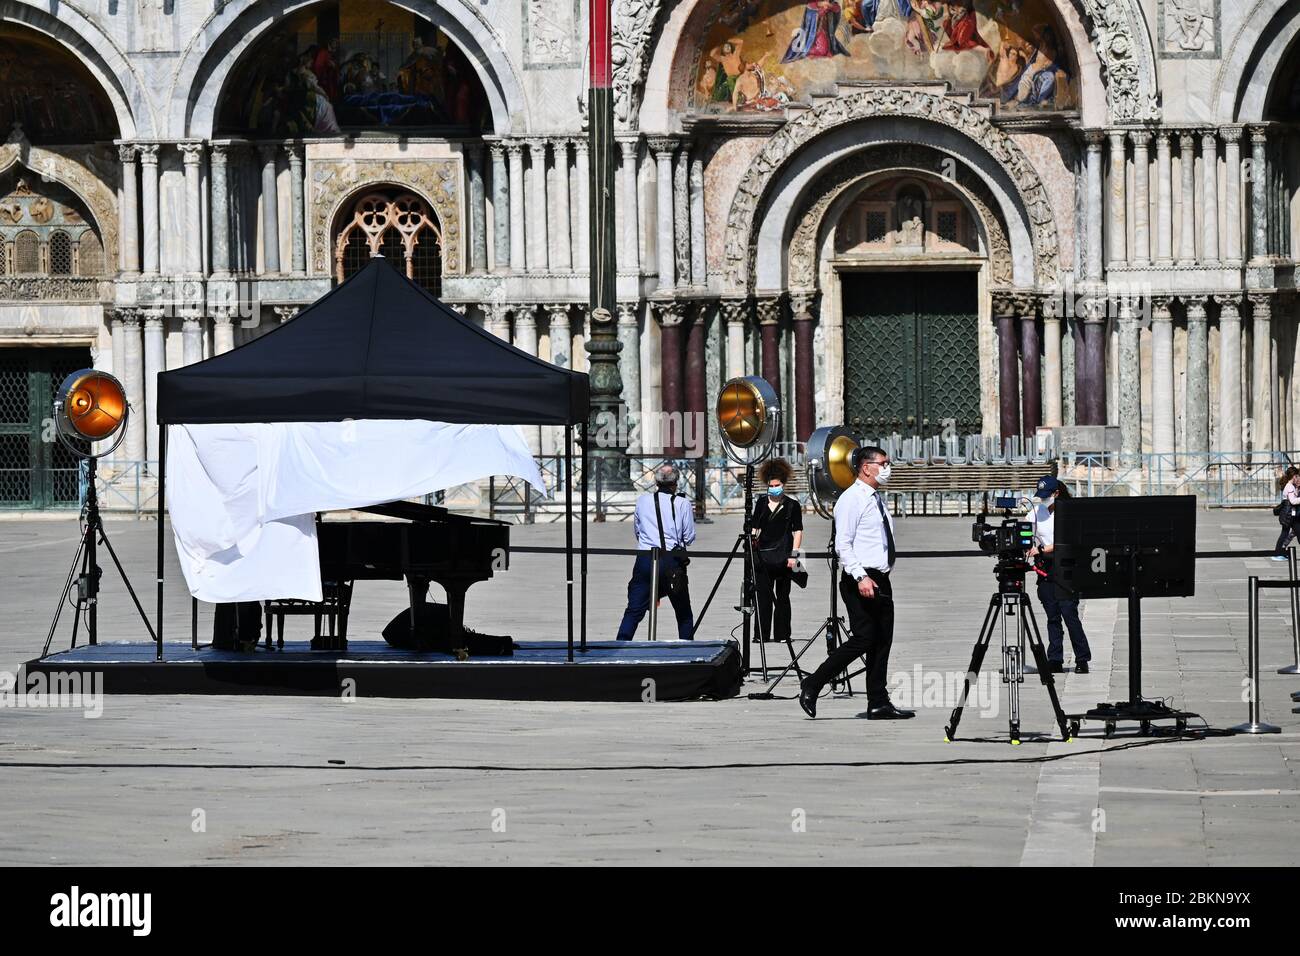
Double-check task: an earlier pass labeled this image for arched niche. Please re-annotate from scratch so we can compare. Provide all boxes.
[0,18,125,142]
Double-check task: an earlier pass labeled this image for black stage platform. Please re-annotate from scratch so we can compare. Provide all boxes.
[25,640,743,702]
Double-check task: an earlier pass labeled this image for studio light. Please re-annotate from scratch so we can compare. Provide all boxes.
[54,369,128,457]
[716,375,780,465]
[806,425,861,519]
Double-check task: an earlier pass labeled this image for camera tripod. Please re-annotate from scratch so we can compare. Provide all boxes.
[41,459,156,657]
[945,573,1071,746]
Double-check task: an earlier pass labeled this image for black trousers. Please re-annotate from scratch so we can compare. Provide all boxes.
[804,570,894,707]
[1275,522,1296,555]
[754,560,793,643]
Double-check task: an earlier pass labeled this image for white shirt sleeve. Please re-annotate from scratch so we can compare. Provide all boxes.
[835,490,866,580]
[679,496,697,546]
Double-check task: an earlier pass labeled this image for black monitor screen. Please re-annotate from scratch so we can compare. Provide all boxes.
[1051,496,1196,600]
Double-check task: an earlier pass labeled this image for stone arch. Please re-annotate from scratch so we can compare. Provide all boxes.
[173,0,528,139]
[1214,0,1300,122]
[728,89,1058,296]
[0,134,120,270]
[785,145,1016,294]
[0,1,150,138]
[310,163,461,277]
[627,0,1155,131]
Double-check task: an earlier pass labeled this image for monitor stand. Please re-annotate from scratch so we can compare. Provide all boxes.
[1066,546,1200,738]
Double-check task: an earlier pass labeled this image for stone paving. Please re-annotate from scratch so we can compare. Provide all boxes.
[0,507,1296,865]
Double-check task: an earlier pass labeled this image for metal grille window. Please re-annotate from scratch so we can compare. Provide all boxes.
[14,231,39,273]
[49,231,72,274]
[334,191,443,293]
[409,226,442,296]
[937,211,959,243]
[866,211,888,243]
[0,347,92,508]
[77,231,103,276]
[0,239,6,275]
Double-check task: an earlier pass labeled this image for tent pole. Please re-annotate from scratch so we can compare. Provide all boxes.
[565,424,574,663]
[580,420,588,653]
[156,426,166,662]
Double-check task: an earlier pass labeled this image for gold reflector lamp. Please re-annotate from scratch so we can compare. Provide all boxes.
[716,375,780,465]
[54,369,129,456]
[806,425,861,519]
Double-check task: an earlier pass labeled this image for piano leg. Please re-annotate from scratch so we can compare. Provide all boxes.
[407,577,430,635]
[339,581,353,643]
[444,583,469,650]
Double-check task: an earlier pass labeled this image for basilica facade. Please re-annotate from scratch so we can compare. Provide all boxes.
[0,0,1296,506]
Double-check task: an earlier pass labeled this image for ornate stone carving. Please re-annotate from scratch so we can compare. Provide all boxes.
[611,0,666,125]
[1077,0,1161,122]
[309,158,461,276]
[525,0,579,68]
[786,144,1015,291]
[0,276,101,300]
[724,89,1059,293]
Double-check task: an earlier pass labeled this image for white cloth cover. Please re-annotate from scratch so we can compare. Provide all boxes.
[167,420,544,603]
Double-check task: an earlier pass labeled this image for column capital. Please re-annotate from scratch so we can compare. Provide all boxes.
[1151,295,1174,321]
[1083,129,1106,150]
[719,297,748,325]
[135,143,159,165]
[1107,129,1127,150]
[113,307,141,327]
[790,291,816,318]
[513,303,538,326]
[653,299,688,327]
[1200,128,1219,147]
[1181,294,1209,318]
[1079,295,1109,323]
[573,136,590,155]
[1220,125,1245,144]
[1248,291,1274,314]
[181,314,202,332]
[210,305,236,325]
[142,308,164,330]
[178,141,205,164]
[1251,126,1270,146]
[1178,129,1197,151]
[545,302,571,319]
[991,289,1036,318]
[447,303,468,316]
[524,137,547,152]
[117,143,138,164]
[1128,128,1153,148]
[273,305,300,322]
[504,138,526,157]
[754,296,782,325]
[284,142,304,165]
[616,301,638,324]
[647,135,681,157]
[1155,129,1173,149]
[1213,293,1243,314]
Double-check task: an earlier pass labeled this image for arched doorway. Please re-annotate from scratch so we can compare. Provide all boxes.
[333,190,443,295]
[833,176,984,437]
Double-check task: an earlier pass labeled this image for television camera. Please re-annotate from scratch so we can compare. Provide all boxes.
[971,496,1038,592]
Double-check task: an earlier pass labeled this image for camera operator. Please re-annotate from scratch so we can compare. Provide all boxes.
[798,446,914,720]
[1027,476,1091,674]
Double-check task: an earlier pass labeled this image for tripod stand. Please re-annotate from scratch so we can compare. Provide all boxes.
[41,459,156,658]
[944,575,1070,746]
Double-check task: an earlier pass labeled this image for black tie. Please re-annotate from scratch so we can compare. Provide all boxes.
[875,493,896,567]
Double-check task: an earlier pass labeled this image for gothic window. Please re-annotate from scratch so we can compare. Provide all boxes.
[14,231,39,273]
[77,231,104,276]
[48,231,72,275]
[937,211,959,244]
[334,190,443,295]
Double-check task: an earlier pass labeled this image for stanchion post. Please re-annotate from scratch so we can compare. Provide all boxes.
[1281,548,1300,675]
[648,546,660,641]
[1233,575,1281,734]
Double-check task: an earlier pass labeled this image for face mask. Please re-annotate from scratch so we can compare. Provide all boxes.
[876,464,892,485]
[767,485,783,497]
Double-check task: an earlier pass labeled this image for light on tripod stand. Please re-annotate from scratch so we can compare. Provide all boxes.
[717,375,780,465]
[54,369,128,455]
[805,425,861,519]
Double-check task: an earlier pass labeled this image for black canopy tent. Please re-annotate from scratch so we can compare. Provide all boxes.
[154,257,592,661]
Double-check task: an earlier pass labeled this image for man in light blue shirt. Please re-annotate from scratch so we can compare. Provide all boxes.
[616,463,697,640]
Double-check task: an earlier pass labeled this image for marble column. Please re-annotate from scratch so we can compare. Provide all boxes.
[514,306,541,453]
[1178,132,1197,265]
[1081,297,1108,426]
[673,146,690,292]
[1107,130,1127,267]
[551,140,572,273]
[1184,295,1210,455]
[143,310,164,466]
[1021,308,1042,437]
[213,308,235,355]
[657,300,687,456]
[286,144,306,275]
[1117,297,1142,467]
[1131,130,1152,267]
[179,142,204,275]
[111,311,126,400]
[1042,297,1064,427]
[791,293,816,442]
[526,139,549,273]
[574,139,591,273]
[994,295,1020,439]
[466,142,488,274]
[258,144,281,274]
[756,297,781,401]
[1151,296,1175,453]
[685,303,707,450]
[618,138,640,275]
[547,303,571,368]
[487,302,512,340]
[489,141,510,274]
[722,298,746,380]
[1250,293,1274,454]
[118,145,140,274]
[1217,295,1243,454]
[690,151,706,287]
[1251,128,1269,262]
[616,302,641,452]
[506,142,526,272]
[182,315,203,366]
[1156,131,1174,265]
[1085,131,1105,281]
[1223,127,1244,267]
[138,144,160,275]
[117,311,144,462]
[1200,131,1220,266]
[650,138,676,289]
[209,144,231,276]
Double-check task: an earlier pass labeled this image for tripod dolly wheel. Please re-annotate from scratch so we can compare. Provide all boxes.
[1104,720,1116,738]
[1068,719,1080,737]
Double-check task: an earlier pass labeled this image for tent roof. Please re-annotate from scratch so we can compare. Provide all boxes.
[157,257,590,426]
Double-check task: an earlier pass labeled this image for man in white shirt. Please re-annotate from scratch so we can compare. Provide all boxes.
[799,446,914,720]
[616,462,698,640]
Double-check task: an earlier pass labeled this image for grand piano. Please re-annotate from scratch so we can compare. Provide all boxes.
[313,500,510,652]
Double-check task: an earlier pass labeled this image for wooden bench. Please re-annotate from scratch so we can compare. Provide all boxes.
[884,461,1058,514]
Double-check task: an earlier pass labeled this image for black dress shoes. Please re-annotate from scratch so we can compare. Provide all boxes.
[798,688,817,718]
[1048,661,1065,674]
[867,702,915,720]
[1074,661,1090,674]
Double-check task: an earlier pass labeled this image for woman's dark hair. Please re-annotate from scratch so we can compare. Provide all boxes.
[759,458,793,485]
[1055,483,1072,499]
[1279,466,1300,491]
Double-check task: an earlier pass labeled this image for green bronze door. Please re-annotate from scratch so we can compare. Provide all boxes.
[842,271,980,437]
[0,347,92,509]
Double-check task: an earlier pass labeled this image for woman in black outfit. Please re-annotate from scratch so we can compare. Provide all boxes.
[1274,466,1300,561]
[750,458,803,643]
